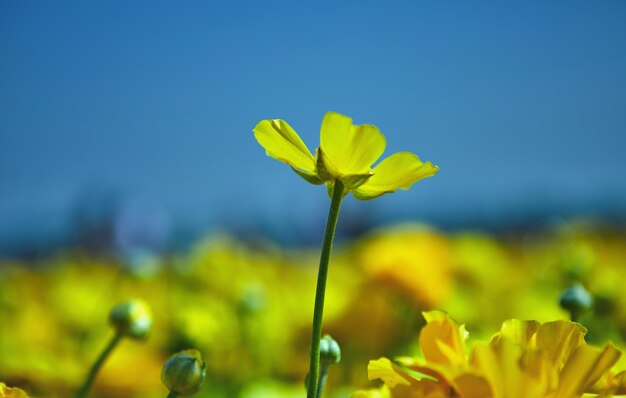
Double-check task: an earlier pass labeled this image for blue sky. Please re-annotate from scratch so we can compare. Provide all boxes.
[1,1,626,249]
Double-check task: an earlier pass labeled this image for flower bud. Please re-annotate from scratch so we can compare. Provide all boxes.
[559,284,593,321]
[319,335,341,365]
[109,299,153,340]
[238,284,266,316]
[161,349,206,396]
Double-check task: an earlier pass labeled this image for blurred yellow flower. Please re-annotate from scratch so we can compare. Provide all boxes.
[0,383,30,398]
[356,225,452,307]
[355,311,626,398]
[253,112,439,199]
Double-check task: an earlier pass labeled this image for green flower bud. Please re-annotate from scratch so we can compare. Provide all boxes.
[559,283,593,321]
[109,299,153,340]
[238,284,266,316]
[161,349,206,396]
[319,335,341,365]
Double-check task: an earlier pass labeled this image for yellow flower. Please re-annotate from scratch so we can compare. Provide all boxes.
[0,383,30,398]
[356,225,453,307]
[355,311,625,398]
[253,112,439,199]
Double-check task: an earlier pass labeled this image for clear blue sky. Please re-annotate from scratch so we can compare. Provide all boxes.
[1,1,626,248]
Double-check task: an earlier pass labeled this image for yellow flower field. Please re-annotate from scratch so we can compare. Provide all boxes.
[1,222,625,397]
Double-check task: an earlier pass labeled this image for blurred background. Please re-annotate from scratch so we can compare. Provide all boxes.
[1,1,626,397]
[2,0,626,254]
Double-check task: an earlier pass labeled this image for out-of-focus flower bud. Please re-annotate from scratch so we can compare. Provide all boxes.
[559,284,593,321]
[319,335,341,365]
[109,299,153,340]
[161,349,206,396]
[238,283,267,316]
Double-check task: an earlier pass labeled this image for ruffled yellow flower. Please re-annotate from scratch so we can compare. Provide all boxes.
[354,311,626,398]
[253,112,439,199]
[0,383,30,398]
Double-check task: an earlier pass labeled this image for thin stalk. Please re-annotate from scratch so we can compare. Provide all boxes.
[76,332,123,398]
[306,182,344,398]
[315,365,329,398]
[166,392,179,398]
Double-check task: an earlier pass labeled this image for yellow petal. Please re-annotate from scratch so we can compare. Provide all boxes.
[351,386,392,398]
[401,357,490,398]
[471,341,521,398]
[353,384,447,398]
[354,152,439,200]
[366,360,451,398]
[495,319,541,346]
[492,319,587,391]
[603,370,626,394]
[319,112,386,176]
[554,343,622,397]
[534,321,586,371]
[253,119,315,173]
[452,373,493,398]
[471,340,551,398]
[368,358,414,388]
[419,311,467,367]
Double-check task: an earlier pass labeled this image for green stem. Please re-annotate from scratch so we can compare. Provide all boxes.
[315,365,329,398]
[76,332,123,398]
[306,182,344,398]
[166,392,179,398]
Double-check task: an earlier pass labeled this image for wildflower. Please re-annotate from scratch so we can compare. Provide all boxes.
[354,311,625,398]
[253,112,439,199]
[255,112,439,398]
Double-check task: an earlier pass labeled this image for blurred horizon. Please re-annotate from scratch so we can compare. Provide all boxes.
[2,1,626,255]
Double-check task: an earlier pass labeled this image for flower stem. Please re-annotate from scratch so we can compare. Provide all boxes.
[166,392,179,398]
[306,182,344,398]
[315,364,329,398]
[76,332,123,398]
